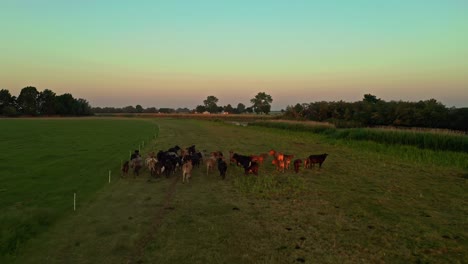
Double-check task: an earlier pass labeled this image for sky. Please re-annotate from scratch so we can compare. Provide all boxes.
[1,0,467,109]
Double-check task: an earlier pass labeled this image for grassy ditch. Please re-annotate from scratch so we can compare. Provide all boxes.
[251,120,468,153]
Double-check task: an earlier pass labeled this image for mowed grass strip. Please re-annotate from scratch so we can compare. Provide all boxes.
[7,119,468,263]
[0,118,157,260]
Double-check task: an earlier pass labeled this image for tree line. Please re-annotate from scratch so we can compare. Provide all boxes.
[283,94,468,131]
[0,87,92,116]
[93,92,274,115]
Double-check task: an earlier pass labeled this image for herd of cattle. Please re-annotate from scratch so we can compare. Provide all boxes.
[121,145,328,183]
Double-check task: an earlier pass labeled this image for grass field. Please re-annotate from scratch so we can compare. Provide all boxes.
[0,118,158,261]
[1,118,467,263]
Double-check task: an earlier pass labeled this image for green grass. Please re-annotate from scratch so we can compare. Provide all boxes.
[251,120,468,153]
[2,118,467,263]
[0,118,157,260]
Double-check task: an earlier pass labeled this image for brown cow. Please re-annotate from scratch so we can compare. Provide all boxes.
[250,155,265,165]
[182,161,193,183]
[205,157,216,175]
[293,159,302,173]
[284,154,294,169]
[121,161,129,177]
[272,159,285,173]
[245,161,259,176]
[268,149,284,161]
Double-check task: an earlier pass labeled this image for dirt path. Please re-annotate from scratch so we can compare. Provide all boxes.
[129,175,179,263]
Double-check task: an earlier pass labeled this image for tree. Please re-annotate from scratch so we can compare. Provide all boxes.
[2,106,18,116]
[38,89,56,115]
[55,93,76,115]
[122,105,136,113]
[223,104,234,114]
[236,103,245,114]
[76,98,92,115]
[195,105,206,113]
[143,107,158,113]
[363,94,380,104]
[250,92,273,114]
[135,105,143,113]
[0,89,15,115]
[176,107,190,113]
[159,108,175,113]
[203,96,219,113]
[17,86,39,115]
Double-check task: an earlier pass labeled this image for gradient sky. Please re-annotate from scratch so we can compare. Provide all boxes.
[1,0,467,109]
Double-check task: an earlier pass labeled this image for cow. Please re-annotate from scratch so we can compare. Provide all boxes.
[250,154,268,165]
[121,161,129,177]
[232,153,252,169]
[245,161,259,176]
[306,154,328,168]
[146,157,158,177]
[268,149,284,161]
[229,150,236,166]
[163,159,175,178]
[182,161,193,183]
[191,152,203,168]
[284,154,294,170]
[131,156,143,177]
[272,158,285,173]
[167,145,181,154]
[293,159,302,173]
[217,158,228,179]
[187,145,197,155]
[205,157,217,175]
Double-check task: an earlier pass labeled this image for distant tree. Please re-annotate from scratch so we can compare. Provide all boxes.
[2,106,18,116]
[195,105,206,113]
[0,89,15,115]
[223,104,234,114]
[122,105,136,113]
[38,89,56,115]
[135,105,143,113]
[55,93,76,115]
[236,103,246,114]
[203,96,219,113]
[143,107,158,113]
[158,108,175,113]
[250,92,273,114]
[448,107,468,131]
[245,107,253,113]
[363,94,380,104]
[76,98,92,115]
[176,107,190,113]
[17,86,39,115]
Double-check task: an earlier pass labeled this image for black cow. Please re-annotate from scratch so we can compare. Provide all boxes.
[188,145,196,155]
[307,153,328,168]
[167,145,181,154]
[232,153,252,169]
[191,152,203,168]
[217,158,228,179]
